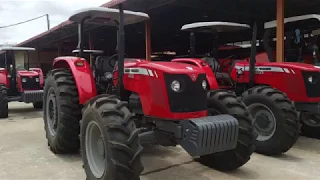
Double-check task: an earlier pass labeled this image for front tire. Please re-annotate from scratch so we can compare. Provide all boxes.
[300,112,320,139]
[81,95,144,180]
[0,84,8,118]
[199,90,255,171]
[33,102,43,109]
[43,69,82,154]
[242,86,300,155]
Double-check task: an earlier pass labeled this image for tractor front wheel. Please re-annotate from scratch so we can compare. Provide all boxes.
[300,112,320,139]
[81,95,144,180]
[199,90,255,171]
[242,86,300,155]
[0,84,8,118]
[43,69,82,154]
[33,102,43,109]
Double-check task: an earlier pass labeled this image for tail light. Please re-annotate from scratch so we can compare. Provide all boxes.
[75,60,85,67]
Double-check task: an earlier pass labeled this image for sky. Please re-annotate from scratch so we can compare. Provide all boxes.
[0,0,109,44]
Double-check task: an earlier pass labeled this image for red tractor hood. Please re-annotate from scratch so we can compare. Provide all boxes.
[281,62,320,70]
[17,70,39,76]
[124,60,204,74]
[241,61,320,72]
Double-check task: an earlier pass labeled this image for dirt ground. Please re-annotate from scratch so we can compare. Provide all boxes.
[0,102,320,180]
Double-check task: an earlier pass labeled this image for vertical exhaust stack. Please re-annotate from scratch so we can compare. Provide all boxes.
[189,32,196,57]
[249,21,257,88]
[117,4,125,99]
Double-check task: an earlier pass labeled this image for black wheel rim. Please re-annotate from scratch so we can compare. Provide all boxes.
[248,103,276,142]
[86,121,106,178]
[46,87,58,136]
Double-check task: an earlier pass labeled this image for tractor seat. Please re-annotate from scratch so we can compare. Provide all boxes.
[215,59,243,80]
[95,56,113,77]
[202,57,220,72]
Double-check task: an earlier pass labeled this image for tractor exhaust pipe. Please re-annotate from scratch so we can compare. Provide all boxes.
[117,4,125,99]
[77,23,84,58]
[249,21,257,88]
[189,32,196,57]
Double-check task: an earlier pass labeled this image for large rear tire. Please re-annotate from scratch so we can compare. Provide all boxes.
[81,95,143,180]
[242,86,300,155]
[0,84,8,118]
[43,69,82,154]
[199,90,255,171]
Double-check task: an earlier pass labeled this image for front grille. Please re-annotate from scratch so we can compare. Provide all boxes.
[21,76,40,90]
[301,71,320,97]
[164,73,207,112]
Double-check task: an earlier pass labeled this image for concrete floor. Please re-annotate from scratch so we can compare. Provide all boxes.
[0,102,320,180]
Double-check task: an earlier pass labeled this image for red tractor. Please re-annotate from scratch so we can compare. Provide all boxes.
[172,22,301,156]
[205,15,320,139]
[43,7,255,179]
[0,47,44,118]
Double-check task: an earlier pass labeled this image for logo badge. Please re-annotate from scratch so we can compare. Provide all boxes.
[191,74,197,81]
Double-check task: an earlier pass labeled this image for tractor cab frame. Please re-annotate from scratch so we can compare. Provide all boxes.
[0,47,44,118]
[43,7,255,179]
[175,21,255,89]
[264,14,320,65]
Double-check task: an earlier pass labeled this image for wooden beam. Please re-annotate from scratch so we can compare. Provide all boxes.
[276,0,284,62]
[145,20,151,60]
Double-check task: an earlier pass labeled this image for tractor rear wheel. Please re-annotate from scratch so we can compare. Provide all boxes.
[43,69,82,154]
[199,89,255,171]
[81,94,143,180]
[300,112,320,139]
[0,84,8,118]
[242,86,300,155]
[33,102,43,109]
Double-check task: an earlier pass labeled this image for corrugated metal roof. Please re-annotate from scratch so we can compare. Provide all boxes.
[17,0,127,47]
[18,0,320,47]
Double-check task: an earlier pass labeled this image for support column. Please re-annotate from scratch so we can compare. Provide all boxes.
[145,20,151,61]
[276,0,284,62]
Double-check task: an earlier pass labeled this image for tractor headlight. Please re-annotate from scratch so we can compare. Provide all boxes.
[308,76,317,84]
[22,78,27,83]
[202,80,207,90]
[171,80,181,92]
[35,78,40,82]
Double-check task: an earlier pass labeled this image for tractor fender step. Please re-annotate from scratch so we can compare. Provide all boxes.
[180,114,239,157]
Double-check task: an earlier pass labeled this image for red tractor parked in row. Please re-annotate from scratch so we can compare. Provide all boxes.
[263,14,320,138]
[172,21,301,156]
[0,47,44,118]
[43,7,255,179]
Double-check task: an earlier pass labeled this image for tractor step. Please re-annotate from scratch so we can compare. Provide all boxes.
[180,115,239,157]
[22,90,44,103]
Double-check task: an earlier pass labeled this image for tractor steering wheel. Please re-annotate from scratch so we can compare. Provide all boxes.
[219,55,236,70]
[108,53,128,68]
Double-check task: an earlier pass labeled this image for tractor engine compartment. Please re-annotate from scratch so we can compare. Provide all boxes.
[110,59,209,119]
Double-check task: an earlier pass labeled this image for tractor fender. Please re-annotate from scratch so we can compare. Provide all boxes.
[0,68,9,88]
[53,57,97,104]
